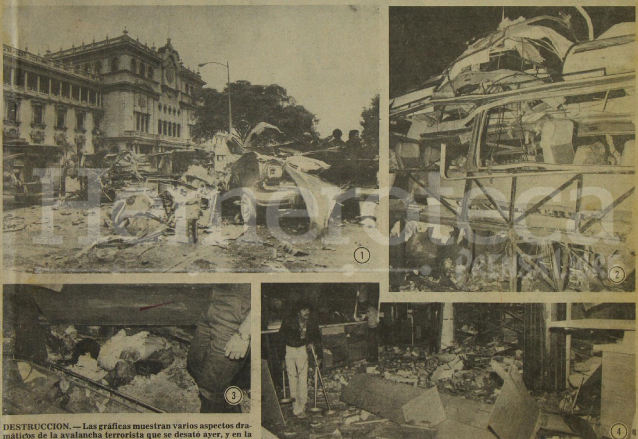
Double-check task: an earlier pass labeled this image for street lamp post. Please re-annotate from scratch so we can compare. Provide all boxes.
[198,61,232,135]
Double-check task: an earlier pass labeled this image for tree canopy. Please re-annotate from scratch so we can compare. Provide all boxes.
[193,80,319,142]
[360,94,379,150]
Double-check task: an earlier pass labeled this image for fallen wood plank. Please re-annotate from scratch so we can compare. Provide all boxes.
[488,367,540,439]
[340,374,446,427]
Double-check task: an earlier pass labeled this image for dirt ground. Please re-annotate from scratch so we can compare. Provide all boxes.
[3,203,383,274]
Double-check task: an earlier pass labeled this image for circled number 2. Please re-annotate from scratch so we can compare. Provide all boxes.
[354,247,370,264]
[225,386,243,405]
[608,266,626,284]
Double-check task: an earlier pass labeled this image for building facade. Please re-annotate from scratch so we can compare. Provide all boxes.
[3,30,205,191]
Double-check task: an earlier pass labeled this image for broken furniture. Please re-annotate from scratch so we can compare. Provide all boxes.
[548,309,636,438]
[594,333,635,438]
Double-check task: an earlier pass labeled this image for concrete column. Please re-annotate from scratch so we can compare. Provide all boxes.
[440,303,454,349]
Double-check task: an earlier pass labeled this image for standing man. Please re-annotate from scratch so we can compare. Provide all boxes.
[357,302,379,363]
[327,129,346,149]
[346,130,362,152]
[187,286,251,413]
[278,301,322,418]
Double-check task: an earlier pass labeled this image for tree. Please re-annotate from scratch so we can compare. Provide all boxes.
[360,94,379,150]
[193,80,319,142]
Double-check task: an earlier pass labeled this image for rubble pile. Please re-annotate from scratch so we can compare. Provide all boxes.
[276,338,524,438]
[46,326,200,413]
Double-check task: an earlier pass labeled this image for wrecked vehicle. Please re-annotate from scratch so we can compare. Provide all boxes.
[390,16,636,292]
[3,147,65,204]
[228,123,379,230]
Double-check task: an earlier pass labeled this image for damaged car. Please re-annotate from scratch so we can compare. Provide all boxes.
[390,14,636,292]
[228,123,379,231]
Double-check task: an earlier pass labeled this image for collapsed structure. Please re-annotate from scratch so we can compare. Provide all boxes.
[390,13,636,292]
[262,302,635,439]
[2,284,251,414]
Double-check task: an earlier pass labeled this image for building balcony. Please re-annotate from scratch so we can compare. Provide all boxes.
[4,44,97,81]
[3,83,102,109]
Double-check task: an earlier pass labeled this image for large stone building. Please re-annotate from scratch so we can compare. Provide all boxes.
[3,30,205,192]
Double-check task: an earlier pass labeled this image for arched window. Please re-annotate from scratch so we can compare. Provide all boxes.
[158,119,162,134]
[158,103,162,111]
[95,61,102,74]
[130,58,137,73]
[110,57,119,72]
[163,121,167,135]
[168,123,172,137]
[147,66,153,79]
[177,124,181,137]
[163,105,167,114]
[173,123,177,137]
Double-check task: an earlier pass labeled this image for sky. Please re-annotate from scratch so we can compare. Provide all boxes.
[3,4,380,137]
[390,6,636,97]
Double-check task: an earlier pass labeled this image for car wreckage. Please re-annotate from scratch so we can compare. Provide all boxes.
[228,124,378,230]
[67,122,378,258]
[390,14,635,292]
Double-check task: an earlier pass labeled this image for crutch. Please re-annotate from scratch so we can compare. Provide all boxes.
[308,365,323,414]
[279,365,293,404]
[310,345,336,415]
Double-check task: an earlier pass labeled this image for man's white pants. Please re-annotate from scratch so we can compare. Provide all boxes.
[285,345,308,415]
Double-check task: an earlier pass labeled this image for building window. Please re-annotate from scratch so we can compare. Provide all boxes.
[15,68,25,87]
[95,61,102,74]
[147,66,154,79]
[134,112,149,133]
[94,114,102,131]
[76,111,86,131]
[163,104,167,114]
[139,62,145,76]
[177,109,181,116]
[55,108,66,129]
[72,85,80,101]
[84,63,91,73]
[3,66,12,85]
[27,73,38,91]
[4,100,19,123]
[111,57,119,72]
[163,120,167,135]
[177,124,181,137]
[39,76,49,94]
[131,58,137,73]
[50,79,60,96]
[32,105,44,126]
[158,119,162,134]
[61,82,70,98]
[81,87,88,102]
[158,103,162,111]
[89,90,97,105]
[168,122,172,137]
